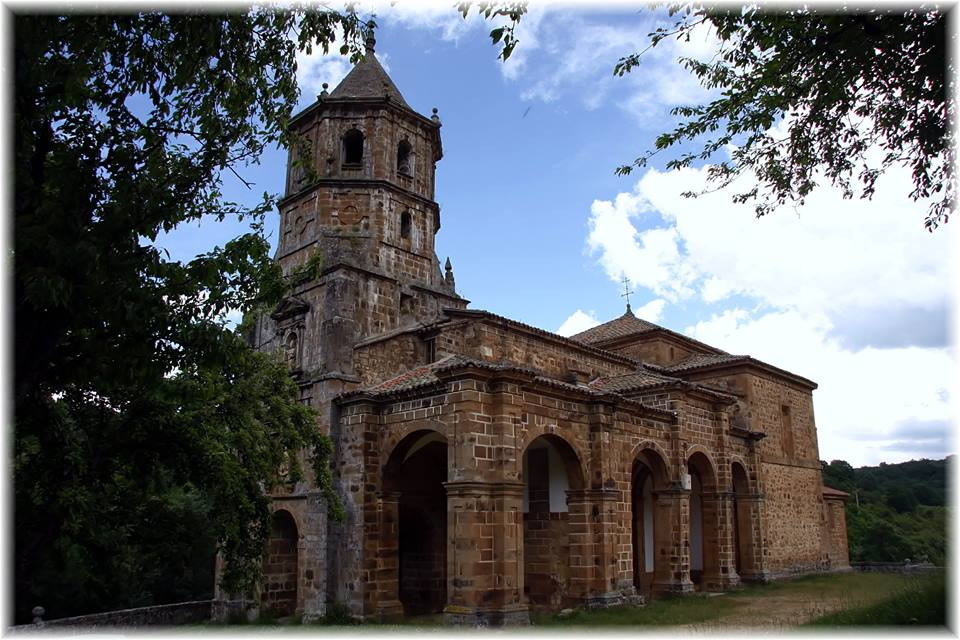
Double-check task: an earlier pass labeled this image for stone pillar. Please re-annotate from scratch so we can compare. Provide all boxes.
[300,494,330,622]
[443,481,529,626]
[735,493,770,582]
[652,488,695,595]
[372,491,404,620]
[567,489,635,607]
[700,491,741,591]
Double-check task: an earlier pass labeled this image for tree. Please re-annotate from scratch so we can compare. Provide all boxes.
[476,4,953,230]
[14,10,362,623]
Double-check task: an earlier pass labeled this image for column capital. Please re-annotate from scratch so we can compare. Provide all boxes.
[376,490,402,501]
[566,488,619,502]
[443,480,525,497]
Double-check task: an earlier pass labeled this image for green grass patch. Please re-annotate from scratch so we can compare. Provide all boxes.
[803,571,946,627]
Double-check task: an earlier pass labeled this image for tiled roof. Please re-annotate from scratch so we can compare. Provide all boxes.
[328,52,410,108]
[662,353,748,373]
[588,368,683,393]
[364,354,457,394]
[569,308,660,344]
[822,486,851,498]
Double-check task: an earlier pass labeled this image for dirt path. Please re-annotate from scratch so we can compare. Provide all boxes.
[679,589,871,631]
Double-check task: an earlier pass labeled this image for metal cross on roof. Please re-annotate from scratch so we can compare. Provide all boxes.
[621,275,634,313]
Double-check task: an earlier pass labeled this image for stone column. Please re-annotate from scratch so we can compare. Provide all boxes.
[443,481,529,626]
[652,488,695,595]
[567,488,634,607]
[372,491,403,620]
[734,493,770,582]
[700,491,741,591]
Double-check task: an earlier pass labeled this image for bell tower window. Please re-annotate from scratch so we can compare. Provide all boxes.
[400,210,412,240]
[342,129,364,167]
[397,139,413,176]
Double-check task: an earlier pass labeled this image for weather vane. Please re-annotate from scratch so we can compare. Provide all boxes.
[621,275,634,313]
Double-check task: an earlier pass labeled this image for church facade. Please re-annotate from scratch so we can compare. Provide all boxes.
[215,36,850,626]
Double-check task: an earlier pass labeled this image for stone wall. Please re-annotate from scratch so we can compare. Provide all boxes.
[18,601,212,628]
[760,462,826,573]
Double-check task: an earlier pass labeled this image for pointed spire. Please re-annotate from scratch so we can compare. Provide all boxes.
[444,257,456,289]
[327,24,409,108]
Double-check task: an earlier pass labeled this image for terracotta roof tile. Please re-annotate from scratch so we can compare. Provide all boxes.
[588,368,682,393]
[328,53,409,107]
[822,486,851,498]
[569,308,659,344]
[662,353,748,373]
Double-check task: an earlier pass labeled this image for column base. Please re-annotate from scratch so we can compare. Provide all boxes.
[584,589,644,609]
[701,571,741,592]
[443,603,530,627]
[737,570,772,584]
[374,600,404,622]
[652,579,695,596]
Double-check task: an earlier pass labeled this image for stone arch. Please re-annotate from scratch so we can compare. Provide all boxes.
[381,422,447,470]
[521,434,585,609]
[263,509,299,617]
[631,443,671,595]
[630,440,673,483]
[518,428,590,488]
[687,450,720,589]
[382,429,449,615]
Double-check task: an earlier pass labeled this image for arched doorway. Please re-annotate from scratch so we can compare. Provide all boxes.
[263,510,299,617]
[521,434,584,609]
[731,462,753,577]
[631,448,669,595]
[383,430,448,615]
[687,452,720,590]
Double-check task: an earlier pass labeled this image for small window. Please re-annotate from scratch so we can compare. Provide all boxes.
[397,139,412,175]
[342,129,363,167]
[781,404,794,458]
[400,210,411,240]
[424,337,436,363]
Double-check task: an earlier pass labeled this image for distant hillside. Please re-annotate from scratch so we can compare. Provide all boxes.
[821,457,949,566]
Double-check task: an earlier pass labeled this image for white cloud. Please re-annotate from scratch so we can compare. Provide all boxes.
[583,161,955,466]
[296,35,353,105]
[491,11,719,116]
[686,307,953,466]
[557,309,601,337]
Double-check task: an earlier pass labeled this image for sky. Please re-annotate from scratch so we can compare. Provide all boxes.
[159,2,956,468]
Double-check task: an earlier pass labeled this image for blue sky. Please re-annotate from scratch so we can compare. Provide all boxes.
[159,4,955,467]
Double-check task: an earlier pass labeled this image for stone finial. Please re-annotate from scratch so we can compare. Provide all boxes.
[431,107,440,124]
[365,20,376,54]
[319,82,329,100]
[32,606,45,626]
[444,257,455,288]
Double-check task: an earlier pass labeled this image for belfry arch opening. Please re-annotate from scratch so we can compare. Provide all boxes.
[631,448,669,595]
[342,129,364,167]
[521,434,584,609]
[263,509,299,617]
[687,452,720,590]
[383,430,448,615]
[397,139,413,175]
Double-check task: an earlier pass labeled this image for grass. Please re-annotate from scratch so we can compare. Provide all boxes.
[530,594,738,627]
[803,571,946,627]
[195,571,942,629]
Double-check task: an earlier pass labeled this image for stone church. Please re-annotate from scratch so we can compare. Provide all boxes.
[214,34,850,626]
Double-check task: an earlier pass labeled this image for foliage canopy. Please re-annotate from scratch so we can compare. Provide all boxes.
[475,4,953,229]
[14,10,360,622]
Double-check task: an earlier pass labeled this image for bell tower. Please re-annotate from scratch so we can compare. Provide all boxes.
[249,28,465,401]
